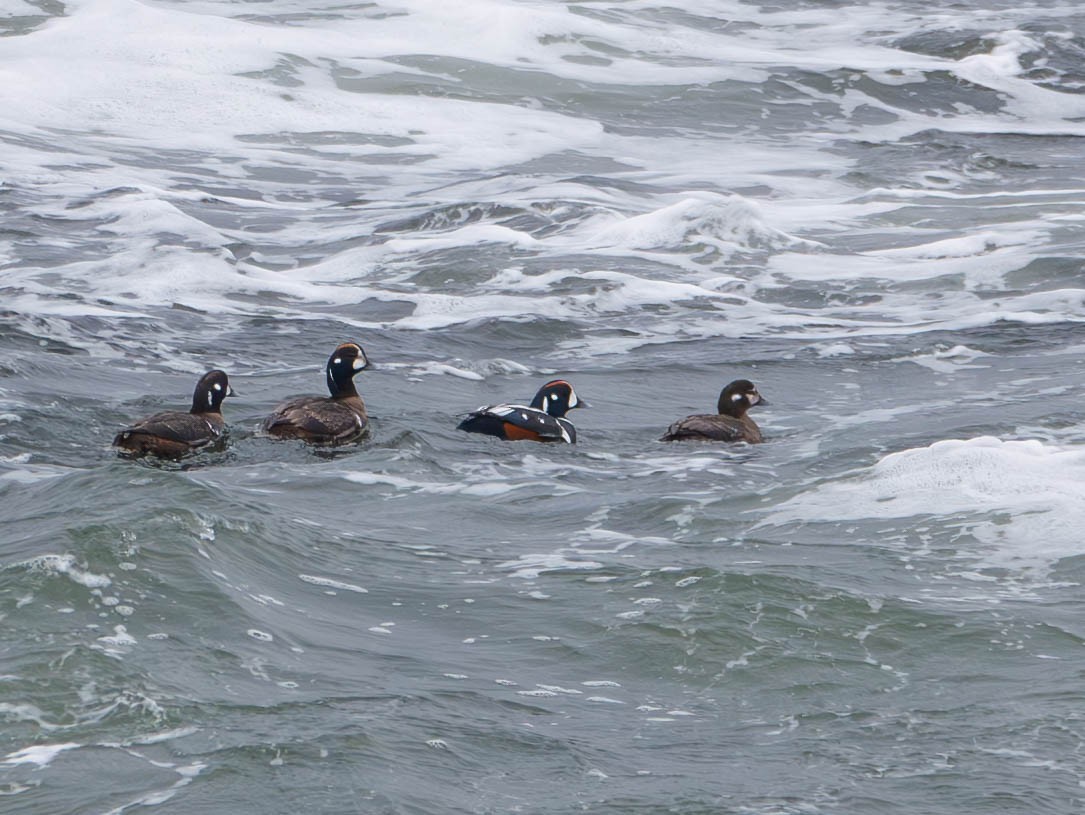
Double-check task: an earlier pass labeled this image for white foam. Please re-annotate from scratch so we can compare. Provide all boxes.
[396,361,485,381]
[0,0,604,163]
[97,625,137,647]
[8,554,112,589]
[298,574,368,594]
[816,343,856,358]
[340,467,579,499]
[100,761,207,814]
[575,194,816,254]
[3,0,1085,358]
[2,742,80,767]
[896,345,991,373]
[764,437,1085,576]
[499,552,604,581]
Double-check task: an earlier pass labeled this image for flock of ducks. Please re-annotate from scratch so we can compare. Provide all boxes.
[113,342,768,459]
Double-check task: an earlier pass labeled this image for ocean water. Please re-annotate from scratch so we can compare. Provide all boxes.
[3,0,1085,812]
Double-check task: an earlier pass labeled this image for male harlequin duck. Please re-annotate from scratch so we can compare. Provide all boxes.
[660,379,767,443]
[264,342,370,445]
[458,379,588,443]
[113,369,235,458]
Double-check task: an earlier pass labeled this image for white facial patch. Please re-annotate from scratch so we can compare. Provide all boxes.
[748,392,760,404]
[352,356,366,371]
[333,357,342,365]
[540,397,550,413]
[731,393,744,402]
[207,391,214,407]
[214,383,222,391]
[567,391,578,408]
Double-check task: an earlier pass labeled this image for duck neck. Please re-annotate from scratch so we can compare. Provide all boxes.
[328,371,359,400]
[190,392,220,415]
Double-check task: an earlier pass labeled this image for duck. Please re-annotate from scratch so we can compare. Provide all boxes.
[660,379,766,443]
[458,379,588,443]
[113,369,235,458]
[264,342,370,444]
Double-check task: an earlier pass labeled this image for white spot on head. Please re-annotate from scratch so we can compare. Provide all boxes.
[567,390,578,408]
[207,392,214,407]
[333,357,342,365]
[540,397,549,413]
[352,355,366,371]
[731,393,744,402]
[213,383,222,391]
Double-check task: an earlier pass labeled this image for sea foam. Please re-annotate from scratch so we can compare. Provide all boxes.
[764,437,1085,576]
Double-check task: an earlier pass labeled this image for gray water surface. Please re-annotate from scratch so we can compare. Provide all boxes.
[4,1,1085,812]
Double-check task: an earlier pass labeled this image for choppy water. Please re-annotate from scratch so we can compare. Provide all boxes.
[4,0,1085,812]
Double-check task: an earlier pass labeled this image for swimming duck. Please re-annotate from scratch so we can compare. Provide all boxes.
[264,342,369,444]
[458,379,588,443]
[660,379,766,443]
[113,369,234,458]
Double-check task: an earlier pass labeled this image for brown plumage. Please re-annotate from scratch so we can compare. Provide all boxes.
[264,342,370,445]
[660,379,766,443]
[114,370,234,458]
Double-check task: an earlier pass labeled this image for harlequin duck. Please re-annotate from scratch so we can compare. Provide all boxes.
[660,379,767,443]
[113,369,235,458]
[264,342,370,445]
[458,379,588,443]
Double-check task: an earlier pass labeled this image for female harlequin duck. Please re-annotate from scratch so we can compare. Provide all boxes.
[458,379,588,443]
[113,370,235,458]
[660,379,767,443]
[264,342,370,445]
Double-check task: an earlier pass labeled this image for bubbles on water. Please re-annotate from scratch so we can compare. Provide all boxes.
[10,553,112,589]
[97,625,136,648]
